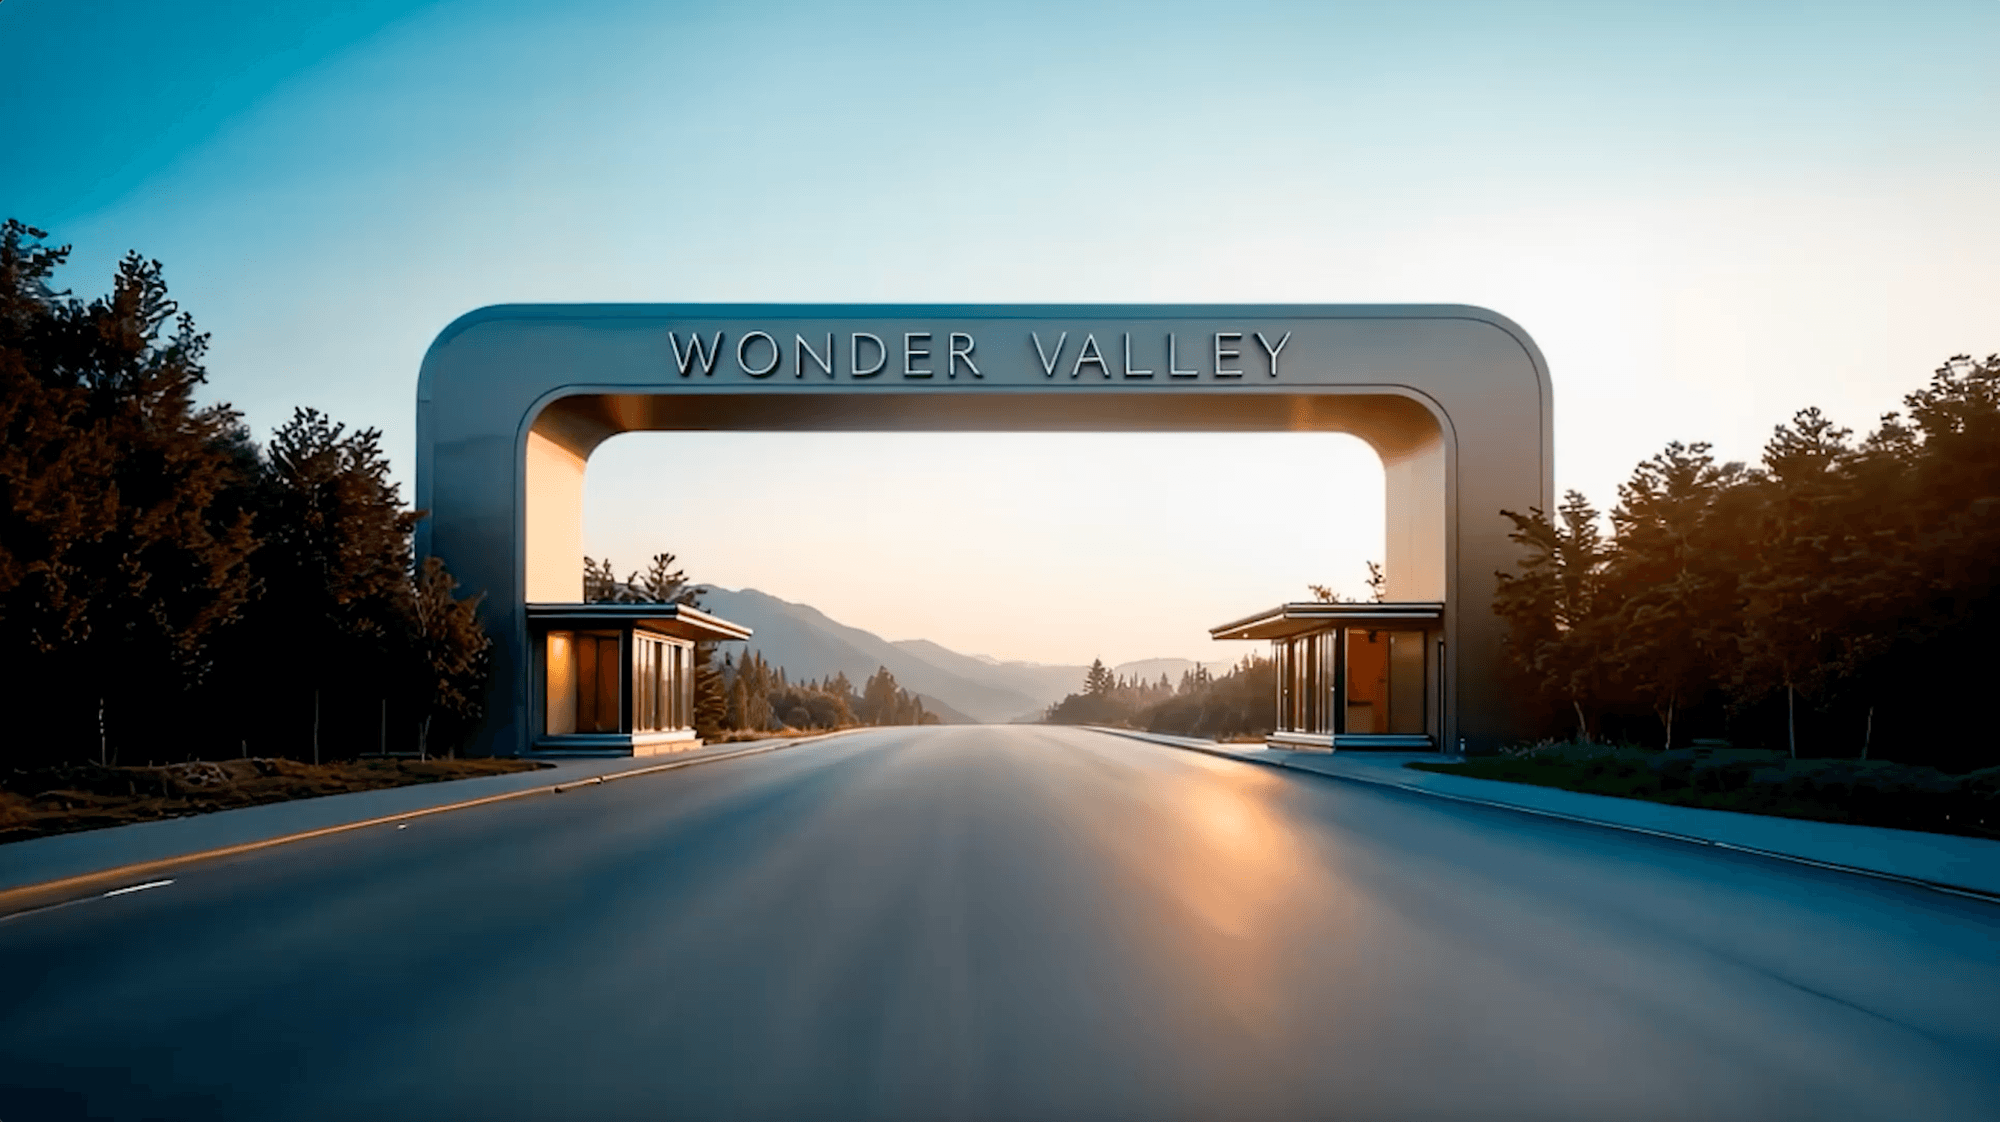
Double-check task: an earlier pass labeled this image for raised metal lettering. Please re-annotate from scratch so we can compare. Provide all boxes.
[851,332,886,378]
[904,332,933,378]
[1122,333,1153,378]
[796,333,835,378]
[668,331,723,377]
[949,332,981,378]
[1255,331,1292,377]
[738,331,780,378]
[1030,332,1067,378]
[1168,333,1198,378]
[1071,334,1109,379]
[1214,332,1243,378]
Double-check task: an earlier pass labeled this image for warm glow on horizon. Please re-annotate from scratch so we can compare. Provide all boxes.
[584,430,1387,667]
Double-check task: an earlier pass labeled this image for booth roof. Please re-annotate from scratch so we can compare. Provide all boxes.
[1210,601,1444,641]
[526,602,753,643]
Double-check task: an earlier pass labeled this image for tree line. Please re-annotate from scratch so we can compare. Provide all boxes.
[1043,655,1275,739]
[1,221,490,767]
[1496,353,2000,773]
[724,652,940,733]
[580,552,941,735]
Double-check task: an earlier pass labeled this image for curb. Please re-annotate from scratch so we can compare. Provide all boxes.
[1086,727,2000,905]
[0,730,860,921]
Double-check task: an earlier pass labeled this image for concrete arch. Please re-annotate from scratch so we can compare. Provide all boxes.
[415,305,1551,756]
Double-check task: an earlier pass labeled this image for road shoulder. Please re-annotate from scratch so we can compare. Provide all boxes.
[1089,727,2000,900]
[0,733,851,915]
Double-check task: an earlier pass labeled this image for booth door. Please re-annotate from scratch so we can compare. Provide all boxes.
[1343,630,1427,736]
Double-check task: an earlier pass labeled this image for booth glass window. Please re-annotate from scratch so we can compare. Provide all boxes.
[545,630,621,735]
[676,644,692,732]
[1273,633,1341,736]
[633,633,693,733]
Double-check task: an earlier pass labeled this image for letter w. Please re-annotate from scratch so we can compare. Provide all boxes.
[669,332,724,377]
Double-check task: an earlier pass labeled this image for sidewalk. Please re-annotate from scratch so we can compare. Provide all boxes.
[0,734,841,907]
[1093,728,2000,900]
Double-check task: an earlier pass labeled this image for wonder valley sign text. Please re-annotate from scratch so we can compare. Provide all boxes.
[665,329,1294,382]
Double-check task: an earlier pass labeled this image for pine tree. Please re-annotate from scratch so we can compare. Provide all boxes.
[1736,410,1858,758]
[1084,658,1112,697]
[219,407,420,760]
[408,556,491,757]
[0,221,257,763]
[632,552,687,602]
[1494,491,1614,742]
[582,556,618,601]
[1604,442,1742,749]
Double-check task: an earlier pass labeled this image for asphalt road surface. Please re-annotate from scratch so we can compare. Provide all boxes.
[3,726,1997,1121]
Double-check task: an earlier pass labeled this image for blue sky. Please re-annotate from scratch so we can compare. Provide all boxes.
[6,0,1996,664]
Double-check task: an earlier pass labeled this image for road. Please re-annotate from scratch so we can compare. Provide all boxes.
[3,726,1997,1121]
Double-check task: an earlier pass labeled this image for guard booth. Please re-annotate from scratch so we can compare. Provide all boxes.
[1212,602,1443,751]
[527,602,751,755]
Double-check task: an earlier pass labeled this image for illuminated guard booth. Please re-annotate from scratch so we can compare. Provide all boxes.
[527,602,751,754]
[1212,602,1444,751]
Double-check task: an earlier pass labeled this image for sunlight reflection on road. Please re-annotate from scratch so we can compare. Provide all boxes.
[1057,734,1360,1053]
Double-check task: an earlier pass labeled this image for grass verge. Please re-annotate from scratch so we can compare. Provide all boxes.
[1409,743,2000,840]
[0,757,549,844]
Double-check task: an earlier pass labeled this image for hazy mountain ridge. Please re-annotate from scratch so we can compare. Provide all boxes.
[889,641,1241,716]
[888,639,1089,709]
[695,588,1039,724]
[694,585,1240,723]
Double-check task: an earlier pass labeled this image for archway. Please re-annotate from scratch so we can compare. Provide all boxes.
[415,305,1551,756]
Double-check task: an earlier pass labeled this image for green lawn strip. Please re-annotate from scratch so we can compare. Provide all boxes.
[1409,747,2000,841]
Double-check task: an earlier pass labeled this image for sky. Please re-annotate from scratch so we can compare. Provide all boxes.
[6,0,1996,665]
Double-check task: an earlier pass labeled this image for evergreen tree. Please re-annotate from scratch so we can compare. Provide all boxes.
[1494,491,1614,741]
[1735,410,1857,758]
[408,556,492,757]
[1084,658,1113,697]
[219,408,420,762]
[1491,356,2000,769]
[582,556,618,602]
[1603,442,1743,748]
[0,221,256,763]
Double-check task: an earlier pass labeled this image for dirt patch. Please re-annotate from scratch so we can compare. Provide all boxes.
[0,757,549,844]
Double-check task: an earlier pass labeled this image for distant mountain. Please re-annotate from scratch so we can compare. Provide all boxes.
[891,643,1239,706]
[889,640,1088,712]
[695,588,1042,724]
[696,586,1243,724]
[1114,657,1242,687]
[908,693,976,726]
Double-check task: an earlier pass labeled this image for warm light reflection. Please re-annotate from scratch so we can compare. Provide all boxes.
[1144,757,1328,1042]
[1064,740,1338,1043]
[1158,763,1307,941]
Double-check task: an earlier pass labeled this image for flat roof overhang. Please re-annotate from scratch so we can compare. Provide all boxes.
[526,602,753,643]
[1210,601,1445,641]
